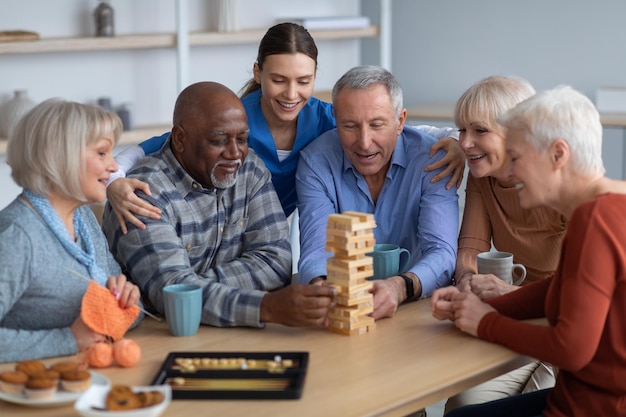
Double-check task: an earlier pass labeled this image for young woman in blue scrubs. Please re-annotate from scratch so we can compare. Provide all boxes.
[106,23,464,232]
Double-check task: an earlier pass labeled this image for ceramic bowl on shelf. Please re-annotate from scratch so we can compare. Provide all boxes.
[74,384,171,417]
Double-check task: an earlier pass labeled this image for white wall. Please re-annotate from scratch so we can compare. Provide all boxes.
[0,0,364,209]
[365,0,626,180]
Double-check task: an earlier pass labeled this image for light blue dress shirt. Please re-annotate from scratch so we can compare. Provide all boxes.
[296,126,458,297]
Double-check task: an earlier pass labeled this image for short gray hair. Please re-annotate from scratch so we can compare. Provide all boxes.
[332,65,403,116]
[499,85,604,177]
[7,98,122,200]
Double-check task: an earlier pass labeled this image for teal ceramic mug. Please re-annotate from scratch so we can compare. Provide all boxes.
[367,243,411,280]
[163,283,202,337]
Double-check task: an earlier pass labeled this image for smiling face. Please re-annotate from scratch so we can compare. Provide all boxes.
[81,134,118,203]
[174,105,249,190]
[254,52,316,125]
[334,84,406,180]
[505,128,554,209]
[458,118,509,180]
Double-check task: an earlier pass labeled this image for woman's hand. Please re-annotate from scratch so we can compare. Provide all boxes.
[106,274,141,309]
[468,273,519,300]
[106,178,161,234]
[70,316,106,352]
[450,291,496,336]
[431,286,460,321]
[425,137,466,189]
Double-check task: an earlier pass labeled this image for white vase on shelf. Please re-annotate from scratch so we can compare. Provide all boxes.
[0,90,37,139]
[209,0,237,32]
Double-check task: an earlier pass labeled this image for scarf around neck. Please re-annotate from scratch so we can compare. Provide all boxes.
[23,189,108,286]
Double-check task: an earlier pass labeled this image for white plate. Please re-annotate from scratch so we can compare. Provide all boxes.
[0,371,110,408]
[75,384,171,417]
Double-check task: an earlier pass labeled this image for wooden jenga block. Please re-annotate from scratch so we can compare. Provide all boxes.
[327,304,374,322]
[334,292,374,307]
[326,211,376,336]
[328,316,376,335]
[327,213,376,233]
[327,256,373,271]
[342,211,375,223]
[328,280,373,298]
[326,265,372,282]
[326,242,376,258]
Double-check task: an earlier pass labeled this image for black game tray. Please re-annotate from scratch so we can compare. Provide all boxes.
[150,351,309,400]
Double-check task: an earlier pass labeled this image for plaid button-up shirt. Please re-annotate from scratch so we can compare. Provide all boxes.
[103,138,291,327]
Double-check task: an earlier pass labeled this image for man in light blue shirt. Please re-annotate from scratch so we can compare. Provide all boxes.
[296,65,458,320]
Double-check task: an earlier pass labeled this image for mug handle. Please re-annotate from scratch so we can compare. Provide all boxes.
[398,248,411,274]
[512,263,527,286]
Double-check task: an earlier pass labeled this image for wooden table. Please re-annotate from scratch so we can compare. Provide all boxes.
[0,300,530,417]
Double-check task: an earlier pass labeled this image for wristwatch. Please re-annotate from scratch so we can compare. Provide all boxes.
[398,273,414,302]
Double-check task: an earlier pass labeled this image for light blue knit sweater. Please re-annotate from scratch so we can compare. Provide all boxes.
[0,196,122,362]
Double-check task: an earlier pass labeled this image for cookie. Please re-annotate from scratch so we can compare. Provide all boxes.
[137,390,164,407]
[107,384,133,397]
[105,385,142,411]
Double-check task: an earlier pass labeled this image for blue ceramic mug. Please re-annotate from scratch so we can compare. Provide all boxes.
[367,243,411,280]
[163,283,202,337]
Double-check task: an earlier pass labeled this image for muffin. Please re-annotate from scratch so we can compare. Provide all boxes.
[0,370,28,395]
[15,360,47,377]
[49,361,80,374]
[30,370,60,386]
[24,378,57,399]
[60,370,91,392]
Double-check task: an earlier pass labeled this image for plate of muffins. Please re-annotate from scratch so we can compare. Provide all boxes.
[0,359,110,407]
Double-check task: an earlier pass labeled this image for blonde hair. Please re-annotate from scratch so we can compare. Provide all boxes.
[455,75,536,135]
[7,98,122,201]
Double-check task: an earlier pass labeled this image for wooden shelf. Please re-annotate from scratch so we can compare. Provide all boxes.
[0,26,378,55]
[0,124,170,156]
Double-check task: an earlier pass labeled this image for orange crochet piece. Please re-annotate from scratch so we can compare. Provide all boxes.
[81,281,140,341]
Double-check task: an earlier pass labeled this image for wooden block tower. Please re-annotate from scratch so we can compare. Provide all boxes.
[326,211,377,336]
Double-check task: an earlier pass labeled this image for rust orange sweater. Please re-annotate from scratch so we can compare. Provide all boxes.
[456,175,567,284]
[479,194,626,417]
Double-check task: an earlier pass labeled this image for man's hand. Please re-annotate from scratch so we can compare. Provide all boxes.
[370,277,404,320]
[106,178,162,234]
[260,284,337,327]
[425,137,466,189]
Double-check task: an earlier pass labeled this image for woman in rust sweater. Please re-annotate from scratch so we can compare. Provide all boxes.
[447,76,567,413]
[434,85,626,417]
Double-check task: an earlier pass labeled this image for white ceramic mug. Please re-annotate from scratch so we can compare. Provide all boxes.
[477,251,526,285]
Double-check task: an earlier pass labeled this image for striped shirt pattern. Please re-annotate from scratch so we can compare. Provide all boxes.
[103,139,291,327]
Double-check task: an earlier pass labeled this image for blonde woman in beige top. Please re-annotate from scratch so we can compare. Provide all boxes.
[445,76,567,413]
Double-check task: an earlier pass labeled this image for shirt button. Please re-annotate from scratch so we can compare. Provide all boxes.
[239,221,244,226]
[192,183,198,189]
[185,244,192,250]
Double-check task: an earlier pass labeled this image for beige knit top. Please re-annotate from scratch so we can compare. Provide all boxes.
[455,175,568,285]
